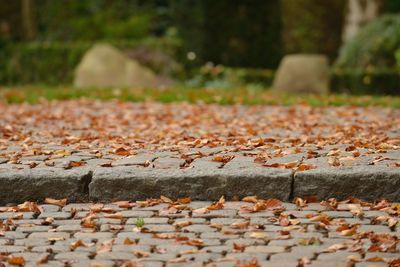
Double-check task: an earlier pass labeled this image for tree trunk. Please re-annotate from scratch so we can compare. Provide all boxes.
[21,0,36,40]
[342,0,381,43]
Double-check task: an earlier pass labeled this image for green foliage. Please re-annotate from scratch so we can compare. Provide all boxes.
[335,14,400,70]
[0,37,180,85]
[331,69,400,95]
[333,14,400,94]
[186,64,275,89]
[281,0,346,60]
[0,42,90,85]
[35,0,162,41]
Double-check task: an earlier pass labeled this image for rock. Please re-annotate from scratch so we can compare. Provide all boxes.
[74,43,157,88]
[273,54,330,94]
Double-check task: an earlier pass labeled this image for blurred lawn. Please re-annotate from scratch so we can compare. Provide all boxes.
[1,86,400,108]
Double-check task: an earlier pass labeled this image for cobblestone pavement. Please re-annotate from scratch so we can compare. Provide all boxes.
[0,198,399,267]
[0,101,399,203]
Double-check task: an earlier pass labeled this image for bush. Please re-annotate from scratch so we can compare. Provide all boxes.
[335,14,400,70]
[185,63,275,89]
[331,69,400,95]
[0,37,180,85]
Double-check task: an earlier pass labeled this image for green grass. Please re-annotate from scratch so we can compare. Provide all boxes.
[135,218,145,228]
[1,85,400,108]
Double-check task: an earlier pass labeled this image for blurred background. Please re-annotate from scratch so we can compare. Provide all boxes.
[0,0,400,102]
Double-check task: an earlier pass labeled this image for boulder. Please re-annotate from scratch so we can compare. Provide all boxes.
[272,54,330,94]
[74,43,157,88]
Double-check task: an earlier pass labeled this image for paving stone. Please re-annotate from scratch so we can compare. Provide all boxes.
[0,245,26,253]
[28,232,70,240]
[244,246,286,254]
[200,233,240,240]
[358,225,391,233]
[210,218,247,225]
[225,238,266,246]
[182,224,217,233]
[16,225,53,233]
[73,232,114,240]
[317,251,362,261]
[10,252,50,261]
[54,252,91,260]
[0,212,35,219]
[95,252,136,260]
[144,224,176,232]
[40,204,61,212]
[119,210,154,218]
[1,198,398,266]
[39,211,71,219]
[31,245,70,253]
[14,238,51,246]
[126,217,169,224]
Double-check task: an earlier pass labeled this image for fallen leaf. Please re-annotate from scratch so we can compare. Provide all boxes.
[177,197,192,204]
[123,237,136,245]
[114,147,131,156]
[230,221,249,229]
[160,195,174,204]
[174,220,192,228]
[41,217,54,225]
[8,256,25,265]
[70,239,87,250]
[242,196,258,203]
[44,198,67,207]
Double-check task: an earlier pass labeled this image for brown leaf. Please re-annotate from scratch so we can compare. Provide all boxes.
[177,197,192,204]
[114,147,131,156]
[104,213,124,220]
[160,195,174,204]
[186,239,204,246]
[65,160,87,169]
[242,196,258,203]
[8,256,25,265]
[81,213,97,228]
[36,254,49,264]
[123,238,136,245]
[230,221,249,229]
[174,220,192,228]
[44,197,67,207]
[113,201,135,209]
[153,233,178,239]
[41,217,54,225]
[294,163,316,172]
[212,155,234,163]
[70,239,87,250]
[207,196,225,210]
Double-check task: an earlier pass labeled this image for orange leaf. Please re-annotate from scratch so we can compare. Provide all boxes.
[8,256,25,265]
[44,197,67,207]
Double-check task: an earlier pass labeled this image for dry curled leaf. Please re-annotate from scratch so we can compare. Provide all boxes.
[44,197,67,207]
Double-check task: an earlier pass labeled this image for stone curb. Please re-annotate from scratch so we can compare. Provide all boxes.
[0,167,91,205]
[89,167,292,201]
[1,166,400,204]
[294,166,400,201]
